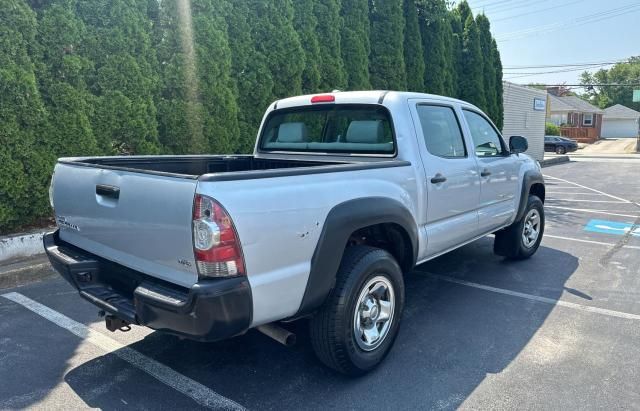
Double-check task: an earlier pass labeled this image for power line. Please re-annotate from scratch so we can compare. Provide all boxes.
[496,3,640,41]
[497,4,640,40]
[504,61,624,70]
[492,0,581,23]
[503,64,618,79]
[482,0,551,14]
[509,84,640,87]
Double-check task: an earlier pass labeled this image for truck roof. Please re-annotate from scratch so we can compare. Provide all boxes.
[271,90,478,111]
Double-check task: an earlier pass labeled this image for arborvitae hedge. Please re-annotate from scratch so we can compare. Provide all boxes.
[369,0,407,90]
[1,0,503,233]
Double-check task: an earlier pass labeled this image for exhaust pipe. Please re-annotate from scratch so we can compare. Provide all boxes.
[256,323,296,347]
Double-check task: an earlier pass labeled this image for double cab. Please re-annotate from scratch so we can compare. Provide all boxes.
[46,91,545,375]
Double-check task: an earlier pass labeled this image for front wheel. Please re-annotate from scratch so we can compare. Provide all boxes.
[556,146,566,154]
[494,195,545,259]
[309,246,405,376]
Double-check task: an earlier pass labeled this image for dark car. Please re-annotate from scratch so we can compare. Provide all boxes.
[544,135,578,154]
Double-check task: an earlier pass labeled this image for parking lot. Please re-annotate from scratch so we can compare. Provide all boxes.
[1,159,639,410]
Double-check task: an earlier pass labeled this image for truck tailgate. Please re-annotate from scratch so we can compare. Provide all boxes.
[52,163,199,288]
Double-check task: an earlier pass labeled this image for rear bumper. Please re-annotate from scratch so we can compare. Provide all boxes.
[44,230,252,342]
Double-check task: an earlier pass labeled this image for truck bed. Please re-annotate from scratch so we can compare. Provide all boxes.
[60,155,408,181]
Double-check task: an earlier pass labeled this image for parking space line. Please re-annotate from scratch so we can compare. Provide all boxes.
[427,274,640,321]
[544,175,636,205]
[545,205,639,219]
[546,192,608,195]
[543,234,640,250]
[547,199,629,204]
[1,292,245,411]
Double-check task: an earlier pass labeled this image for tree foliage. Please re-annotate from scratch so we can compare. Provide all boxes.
[293,0,322,93]
[580,57,640,111]
[403,0,425,92]
[1,0,505,232]
[246,0,305,99]
[476,14,498,124]
[314,0,347,91]
[0,0,49,230]
[340,0,371,90]
[369,0,406,90]
[458,14,486,110]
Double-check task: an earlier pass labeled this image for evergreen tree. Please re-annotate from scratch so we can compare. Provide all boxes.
[340,0,371,90]
[456,0,472,27]
[492,39,504,129]
[247,0,305,99]
[476,14,497,122]
[36,2,99,158]
[441,13,457,97]
[314,0,347,91]
[191,0,240,153]
[448,11,463,98]
[403,0,425,92]
[417,0,448,95]
[0,0,49,230]
[458,14,486,109]
[77,0,161,154]
[154,0,206,154]
[293,0,322,93]
[227,0,274,152]
[369,0,406,90]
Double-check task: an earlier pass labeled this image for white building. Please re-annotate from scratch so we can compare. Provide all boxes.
[502,82,547,161]
[601,104,640,138]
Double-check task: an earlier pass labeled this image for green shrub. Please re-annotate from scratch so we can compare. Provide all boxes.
[546,122,561,136]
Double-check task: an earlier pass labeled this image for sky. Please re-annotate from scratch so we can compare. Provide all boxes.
[465,0,640,87]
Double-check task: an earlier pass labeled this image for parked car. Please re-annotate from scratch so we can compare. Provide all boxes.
[45,91,545,376]
[544,135,578,154]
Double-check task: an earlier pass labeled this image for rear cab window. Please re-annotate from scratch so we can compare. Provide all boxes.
[259,105,396,156]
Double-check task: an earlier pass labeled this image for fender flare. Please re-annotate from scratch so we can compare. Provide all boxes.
[294,197,418,317]
[515,170,545,222]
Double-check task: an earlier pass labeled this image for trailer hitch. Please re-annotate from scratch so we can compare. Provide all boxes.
[104,314,131,332]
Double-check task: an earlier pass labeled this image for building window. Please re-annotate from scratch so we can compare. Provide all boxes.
[583,113,594,126]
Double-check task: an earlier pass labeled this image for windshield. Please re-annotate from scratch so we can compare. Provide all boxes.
[259,105,395,155]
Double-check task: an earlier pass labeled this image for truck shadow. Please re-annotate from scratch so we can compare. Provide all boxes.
[63,237,579,410]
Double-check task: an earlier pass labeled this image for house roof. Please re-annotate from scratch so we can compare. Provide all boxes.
[603,104,640,120]
[548,95,604,114]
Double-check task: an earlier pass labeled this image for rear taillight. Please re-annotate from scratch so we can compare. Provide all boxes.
[192,194,245,278]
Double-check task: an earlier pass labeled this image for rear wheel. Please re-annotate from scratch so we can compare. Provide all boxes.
[556,146,566,154]
[309,246,404,376]
[494,195,545,260]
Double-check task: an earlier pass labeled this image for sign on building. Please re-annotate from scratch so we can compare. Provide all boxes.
[633,90,640,102]
[533,98,546,111]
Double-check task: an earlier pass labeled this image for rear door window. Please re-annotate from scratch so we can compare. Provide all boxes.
[416,105,466,158]
[259,105,395,155]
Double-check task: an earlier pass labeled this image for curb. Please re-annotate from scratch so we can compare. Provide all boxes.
[539,156,570,167]
[0,229,53,262]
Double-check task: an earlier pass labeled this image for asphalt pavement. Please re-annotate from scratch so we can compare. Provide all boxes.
[1,159,639,410]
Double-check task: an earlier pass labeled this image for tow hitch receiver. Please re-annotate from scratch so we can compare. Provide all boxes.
[105,315,131,332]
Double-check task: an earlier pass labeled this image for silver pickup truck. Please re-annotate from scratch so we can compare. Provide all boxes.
[45,91,545,375]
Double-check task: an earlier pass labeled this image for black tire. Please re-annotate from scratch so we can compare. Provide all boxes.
[309,246,405,376]
[556,146,566,154]
[494,195,545,260]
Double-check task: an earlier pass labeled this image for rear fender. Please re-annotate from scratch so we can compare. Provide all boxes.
[294,197,418,317]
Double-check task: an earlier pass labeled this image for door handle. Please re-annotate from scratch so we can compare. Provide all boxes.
[96,184,120,199]
[480,169,492,177]
[430,174,447,184]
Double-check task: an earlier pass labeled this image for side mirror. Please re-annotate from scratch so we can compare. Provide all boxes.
[509,136,528,154]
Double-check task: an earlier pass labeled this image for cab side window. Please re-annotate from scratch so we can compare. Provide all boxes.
[416,105,466,158]
[463,110,505,157]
